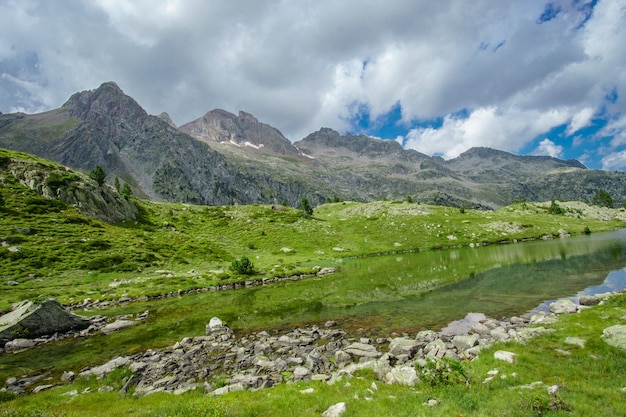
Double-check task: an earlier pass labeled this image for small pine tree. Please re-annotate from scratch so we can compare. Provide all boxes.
[89,165,106,186]
[548,199,565,215]
[114,176,121,191]
[301,197,313,217]
[0,192,5,207]
[121,183,132,198]
[406,195,413,203]
[592,189,614,208]
[230,256,255,275]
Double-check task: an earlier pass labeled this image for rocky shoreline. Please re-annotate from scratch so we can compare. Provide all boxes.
[64,267,337,311]
[3,293,617,397]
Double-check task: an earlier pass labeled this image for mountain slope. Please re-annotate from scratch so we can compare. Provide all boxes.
[0,81,625,209]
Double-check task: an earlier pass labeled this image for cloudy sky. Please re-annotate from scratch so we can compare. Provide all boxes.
[1,0,625,169]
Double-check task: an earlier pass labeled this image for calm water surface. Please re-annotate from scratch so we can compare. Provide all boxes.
[225,228,626,336]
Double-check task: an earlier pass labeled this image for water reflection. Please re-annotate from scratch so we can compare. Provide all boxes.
[232,229,626,336]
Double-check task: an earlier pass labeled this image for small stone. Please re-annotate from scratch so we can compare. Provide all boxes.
[547,385,560,394]
[603,325,626,351]
[494,350,517,363]
[61,371,75,382]
[423,399,439,407]
[293,366,311,380]
[207,317,224,332]
[32,384,53,393]
[101,320,137,334]
[564,337,586,348]
[322,402,347,417]
[300,388,315,394]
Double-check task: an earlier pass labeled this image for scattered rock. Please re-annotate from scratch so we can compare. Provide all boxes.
[101,320,138,335]
[344,343,381,359]
[494,350,517,364]
[564,337,586,348]
[322,402,346,417]
[423,399,439,407]
[549,300,578,315]
[579,293,613,306]
[602,325,626,351]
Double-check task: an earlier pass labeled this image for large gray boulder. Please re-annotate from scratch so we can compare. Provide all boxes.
[0,299,90,346]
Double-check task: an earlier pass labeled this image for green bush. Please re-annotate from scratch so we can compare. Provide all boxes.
[417,358,469,387]
[548,199,565,215]
[230,256,255,275]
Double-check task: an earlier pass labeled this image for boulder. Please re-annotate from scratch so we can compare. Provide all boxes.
[0,299,90,346]
[322,402,346,417]
[452,334,479,352]
[101,320,138,335]
[549,299,578,314]
[388,337,420,357]
[603,325,626,351]
[344,342,381,359]
[579,293,612,306]
[494,350,517,364]
[385,365,418,386]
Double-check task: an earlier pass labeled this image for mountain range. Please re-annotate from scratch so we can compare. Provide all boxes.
[0,81,624,209]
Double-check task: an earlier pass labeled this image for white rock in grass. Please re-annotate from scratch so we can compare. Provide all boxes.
[494,350,517,363]
[322,402,346,417]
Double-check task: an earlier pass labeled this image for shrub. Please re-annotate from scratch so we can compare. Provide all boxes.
[548,199,565,215]
[417,358,469,387]
[230,256,255,275]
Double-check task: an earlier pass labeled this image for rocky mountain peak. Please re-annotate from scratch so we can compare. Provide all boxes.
[452,147,587,169]
[179,109,301,157]
[62,81,147,124]
[157,112,176,128]
[296,128,406,158]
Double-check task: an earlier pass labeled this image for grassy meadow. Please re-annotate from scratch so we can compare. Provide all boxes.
[2,148,626,415]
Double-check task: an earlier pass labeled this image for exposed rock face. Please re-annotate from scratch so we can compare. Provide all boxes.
[0,300,90,347]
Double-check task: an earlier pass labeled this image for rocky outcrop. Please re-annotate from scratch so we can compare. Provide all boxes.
[0,300,90,347]
[2,152,138,223]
